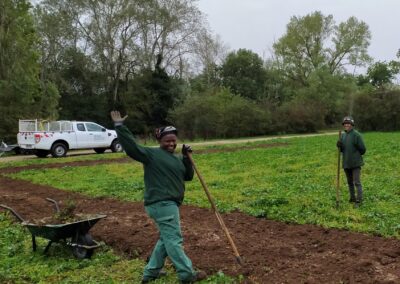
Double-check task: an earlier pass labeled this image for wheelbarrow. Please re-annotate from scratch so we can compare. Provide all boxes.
[0,198,106,259]
[0,140,18,157]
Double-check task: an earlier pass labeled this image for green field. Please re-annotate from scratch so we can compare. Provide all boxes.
[1,132,400,283]
[7,132,400,237]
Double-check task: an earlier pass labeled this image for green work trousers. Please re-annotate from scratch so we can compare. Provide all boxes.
[143,200,195,282]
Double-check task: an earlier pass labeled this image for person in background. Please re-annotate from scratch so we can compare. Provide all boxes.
[337,116,366,207]
[110,111,207,283]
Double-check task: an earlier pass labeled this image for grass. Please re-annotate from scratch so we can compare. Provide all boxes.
[1,132,399,283]
[0,214,238,283]
[6,132,400,238]
[0,152,125,169]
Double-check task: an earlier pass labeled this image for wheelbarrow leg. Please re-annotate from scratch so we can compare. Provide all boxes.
[32,235,37,252]
[44,240,53,254]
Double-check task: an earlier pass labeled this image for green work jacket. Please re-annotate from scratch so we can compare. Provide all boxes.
[340,129,366,169]
[116,125,194,206]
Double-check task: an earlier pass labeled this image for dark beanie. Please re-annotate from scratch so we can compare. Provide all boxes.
[155,126,178,140]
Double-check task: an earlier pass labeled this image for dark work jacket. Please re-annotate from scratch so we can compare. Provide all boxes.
[116,125,194,206]
[340,129,366,169]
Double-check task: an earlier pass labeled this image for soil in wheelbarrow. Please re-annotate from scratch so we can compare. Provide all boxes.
[27,200,102,226]
[1,172,400,283]
[32,213,104,226]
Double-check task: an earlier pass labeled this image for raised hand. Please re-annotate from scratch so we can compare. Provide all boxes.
[110,111,128,123]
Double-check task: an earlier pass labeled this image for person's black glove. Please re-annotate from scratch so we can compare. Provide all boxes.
[336,140,343,148]
[182,144,193,156]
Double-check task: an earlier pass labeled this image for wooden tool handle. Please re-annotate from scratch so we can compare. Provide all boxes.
[187,153,243,265]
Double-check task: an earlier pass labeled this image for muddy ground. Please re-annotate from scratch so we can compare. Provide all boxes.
[0,154,399,283]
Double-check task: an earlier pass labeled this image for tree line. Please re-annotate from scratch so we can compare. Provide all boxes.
[1,0,400,142]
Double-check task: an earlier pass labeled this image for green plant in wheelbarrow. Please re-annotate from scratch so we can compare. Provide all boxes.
[0,198,106,259]
[38,199,78,224]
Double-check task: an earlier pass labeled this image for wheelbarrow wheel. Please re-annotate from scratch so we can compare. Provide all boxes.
[72,233,95,259]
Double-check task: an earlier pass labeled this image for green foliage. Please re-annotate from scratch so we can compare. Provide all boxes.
[170,88,271,139]
[220,49,267,100]
[365,60,400,88]
[273,11,333,85]
[269,11,369,130]
[35,0,205,111]
[0,0,59,142]
[354,90,400,131]
[55,49,109,125]
[269,70,357,133]
[189,64,222,95]
[272,98,326,133]
[273,11,371,82]
[297,70,357,125]
[8,133,400,238]
[122,63,184,135]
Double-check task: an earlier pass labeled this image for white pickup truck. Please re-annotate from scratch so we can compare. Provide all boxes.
[17,119,122,158]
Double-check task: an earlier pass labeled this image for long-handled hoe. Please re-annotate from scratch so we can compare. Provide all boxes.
[187,153,243,266]
[336,130,342,209]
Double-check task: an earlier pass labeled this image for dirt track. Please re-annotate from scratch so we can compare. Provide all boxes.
[1,154,399,283]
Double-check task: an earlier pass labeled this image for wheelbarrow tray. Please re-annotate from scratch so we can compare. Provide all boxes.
[25,214,107,257]
[23,214,107,242]
[1,202,106,258]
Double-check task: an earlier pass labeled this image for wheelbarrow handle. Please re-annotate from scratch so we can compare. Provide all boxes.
[0,204,25,222]
[45,198,60,213]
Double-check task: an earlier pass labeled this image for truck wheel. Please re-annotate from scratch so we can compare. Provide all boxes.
[111,140,122,152]
[94,148,106,154]
[13,147,21,155]
[35,150,49,158]
[51,143,67,158]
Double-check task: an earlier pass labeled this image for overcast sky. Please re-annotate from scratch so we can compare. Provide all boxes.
[197,0,400,64]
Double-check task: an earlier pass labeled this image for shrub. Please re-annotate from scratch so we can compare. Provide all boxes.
[169,89,271,139]
[272,98,327,133]
[353,90,400,131]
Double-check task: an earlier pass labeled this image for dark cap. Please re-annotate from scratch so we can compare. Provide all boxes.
[155,126,178,140]
[342,116,354,125]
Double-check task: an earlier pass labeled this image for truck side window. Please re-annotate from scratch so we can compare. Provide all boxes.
[77,123,86,131]
[85,123,103,132]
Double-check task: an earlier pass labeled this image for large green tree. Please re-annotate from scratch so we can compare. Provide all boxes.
[122,55,183,135]
[0,0,59,142]
[35,0,206,107]
[365,60,400,89]
[57,49,109,126]
[273,11,371,86]
[220,49,267,100]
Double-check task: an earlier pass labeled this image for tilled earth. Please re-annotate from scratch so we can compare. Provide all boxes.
[0,157,399,283]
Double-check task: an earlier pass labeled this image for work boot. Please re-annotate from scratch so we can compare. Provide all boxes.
[141,270,167,283]
[180,270,207,283]
[354,199,362,208]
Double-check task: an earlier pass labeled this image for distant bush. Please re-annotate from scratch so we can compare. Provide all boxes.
[354,90,400,131]
[169,89,271,139]
[272,98,327,133]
